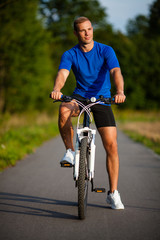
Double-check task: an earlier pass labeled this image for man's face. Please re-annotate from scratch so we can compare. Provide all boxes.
[74,20,93,45]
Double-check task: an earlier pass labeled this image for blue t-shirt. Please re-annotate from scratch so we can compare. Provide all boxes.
[59,41,120,98]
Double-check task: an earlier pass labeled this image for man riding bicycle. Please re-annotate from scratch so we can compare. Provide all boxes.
[51,16,126,210]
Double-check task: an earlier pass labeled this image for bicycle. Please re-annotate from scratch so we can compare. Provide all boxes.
[51,94,115,219]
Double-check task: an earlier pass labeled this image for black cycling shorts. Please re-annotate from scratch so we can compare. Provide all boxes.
[72,94,116,128]
[91,104,116,128]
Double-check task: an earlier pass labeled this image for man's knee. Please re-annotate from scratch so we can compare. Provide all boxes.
[59,101,80,118]
[105,140,118,155]
[59,103,71,118]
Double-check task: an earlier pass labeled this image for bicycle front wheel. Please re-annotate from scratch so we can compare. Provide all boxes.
[78,137,89,220]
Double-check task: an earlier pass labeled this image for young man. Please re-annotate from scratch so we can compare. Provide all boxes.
[51,17,126,209]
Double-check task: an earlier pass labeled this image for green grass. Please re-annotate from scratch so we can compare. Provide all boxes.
[123,130,160,155]
[114,108,160,156]
[113,108,160,123]
[0,109,159,172]
[0,113,59,171]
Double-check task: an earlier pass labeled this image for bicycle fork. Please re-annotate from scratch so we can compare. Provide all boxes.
[74,127,106,193]
[74,127,96,182]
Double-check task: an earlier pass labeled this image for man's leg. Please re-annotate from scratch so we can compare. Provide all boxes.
[58,101,80,151]
[98,126,119,193]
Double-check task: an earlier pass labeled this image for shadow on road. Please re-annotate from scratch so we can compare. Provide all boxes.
[0,192,109,220]
[0,192,79,220]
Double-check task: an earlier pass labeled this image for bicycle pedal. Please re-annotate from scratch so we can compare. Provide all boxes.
[94,188,106,193]
[60,162,73,168]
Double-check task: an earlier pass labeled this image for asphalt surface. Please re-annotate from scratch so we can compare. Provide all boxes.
[0,129,160,240]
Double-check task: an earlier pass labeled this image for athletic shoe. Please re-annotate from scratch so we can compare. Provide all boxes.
[106,190,124,210]
[60,149,75,166]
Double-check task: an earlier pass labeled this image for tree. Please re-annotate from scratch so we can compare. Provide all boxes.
[148,0,160,36]
[124,0,160,109]
[126,15,149,37]
[0,0,53,113]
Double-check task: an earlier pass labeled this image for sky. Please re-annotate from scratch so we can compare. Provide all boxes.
[98,0,154,33]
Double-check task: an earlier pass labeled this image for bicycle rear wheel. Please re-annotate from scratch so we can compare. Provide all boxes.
[78,137,89,220]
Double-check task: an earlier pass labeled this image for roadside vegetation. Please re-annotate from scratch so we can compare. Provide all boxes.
[0,0,160,171]
[0,109,159,172]
[114,109,160,155]
[0,112,59,171]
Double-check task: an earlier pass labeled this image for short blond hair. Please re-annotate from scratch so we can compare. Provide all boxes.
[74,16,91,31]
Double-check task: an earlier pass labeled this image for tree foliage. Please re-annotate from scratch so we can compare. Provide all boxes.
[126,15,149,37]
[0,0,160,113]
[148,0,160,36]
[125,0,160,109]
[0,0,53,113]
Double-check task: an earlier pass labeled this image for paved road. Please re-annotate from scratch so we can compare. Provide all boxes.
[0,129,160,240]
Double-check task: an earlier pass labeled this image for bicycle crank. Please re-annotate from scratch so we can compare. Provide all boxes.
[91,179,106,193]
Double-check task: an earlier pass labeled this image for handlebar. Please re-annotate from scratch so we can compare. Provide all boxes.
[49,94,115,104]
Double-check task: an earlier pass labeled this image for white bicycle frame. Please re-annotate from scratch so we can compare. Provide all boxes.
[73,99,101,182]
[74,127,96,181]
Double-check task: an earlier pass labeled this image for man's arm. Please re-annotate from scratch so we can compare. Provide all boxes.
[51,69,70,100]
[110,67,126,103]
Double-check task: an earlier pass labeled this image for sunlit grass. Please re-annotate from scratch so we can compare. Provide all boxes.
[0,109,160,171]
[0,112,59,171]
[122,130,160,155]
[114,108,160,155]
[113,107,160,122]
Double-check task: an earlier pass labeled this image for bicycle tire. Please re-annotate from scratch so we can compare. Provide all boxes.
[78,137,89,220]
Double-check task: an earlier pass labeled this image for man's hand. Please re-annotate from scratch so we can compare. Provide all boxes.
[114,92,126,103]
[50,90,63,100]
[51,69,70,100]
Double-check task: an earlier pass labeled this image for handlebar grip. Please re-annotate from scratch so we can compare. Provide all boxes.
[99,95,115,104]
[61,95,72,102]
